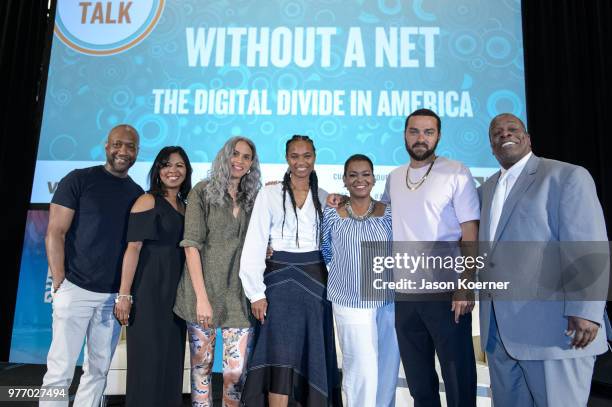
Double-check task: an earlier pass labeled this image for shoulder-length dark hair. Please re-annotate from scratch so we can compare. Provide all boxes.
[148,146,193,203]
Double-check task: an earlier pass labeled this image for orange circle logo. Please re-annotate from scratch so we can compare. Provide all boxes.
[54,0,165,56]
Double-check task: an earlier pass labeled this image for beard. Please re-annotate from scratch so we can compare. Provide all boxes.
[406,138,439,161]
[106,153,135,174]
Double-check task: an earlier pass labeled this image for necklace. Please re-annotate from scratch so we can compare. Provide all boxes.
[345,199,375,221]
[405,156,437,191]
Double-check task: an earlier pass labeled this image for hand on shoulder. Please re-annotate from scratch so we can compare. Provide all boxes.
[326,193,348,208]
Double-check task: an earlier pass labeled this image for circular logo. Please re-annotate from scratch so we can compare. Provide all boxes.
[54,0,164,56]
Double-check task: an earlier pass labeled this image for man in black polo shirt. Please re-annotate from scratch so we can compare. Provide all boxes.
[41,125,143,406]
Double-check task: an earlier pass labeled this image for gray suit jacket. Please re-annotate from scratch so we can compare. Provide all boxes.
[478,154,611,360]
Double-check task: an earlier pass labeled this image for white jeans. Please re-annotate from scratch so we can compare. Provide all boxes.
[40,279,120,407]
[333,302,400,407]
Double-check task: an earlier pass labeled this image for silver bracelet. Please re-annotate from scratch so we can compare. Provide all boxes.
[115,294,133,304]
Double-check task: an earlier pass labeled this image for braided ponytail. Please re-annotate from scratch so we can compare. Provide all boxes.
[281,170,300,246]
[309,170,323,245]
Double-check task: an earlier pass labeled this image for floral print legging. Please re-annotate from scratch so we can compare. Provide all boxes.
[187,323,253,407]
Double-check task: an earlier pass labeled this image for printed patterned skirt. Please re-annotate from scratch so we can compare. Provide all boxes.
[241,251,342,406]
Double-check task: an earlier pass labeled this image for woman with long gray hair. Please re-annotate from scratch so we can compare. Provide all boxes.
[174,136,261,406]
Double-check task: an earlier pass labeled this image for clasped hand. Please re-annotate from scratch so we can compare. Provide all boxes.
[114,297,131,326]
[566,316,599,349]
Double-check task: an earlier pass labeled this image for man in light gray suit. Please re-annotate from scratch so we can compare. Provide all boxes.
[478,113,611,406]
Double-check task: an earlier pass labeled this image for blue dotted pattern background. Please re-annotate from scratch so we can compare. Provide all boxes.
[39,0,525,167]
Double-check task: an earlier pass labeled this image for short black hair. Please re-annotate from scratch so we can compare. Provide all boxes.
[148,146,192,203]
[404,108,441,133]
[343,154,374,176]
[489,113,528,136]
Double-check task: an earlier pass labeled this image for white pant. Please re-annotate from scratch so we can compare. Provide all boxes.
[333,302,400,407]
[40,279,120,407]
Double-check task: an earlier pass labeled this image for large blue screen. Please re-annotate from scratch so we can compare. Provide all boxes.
[15,0,525,364]
[30,0,525,203]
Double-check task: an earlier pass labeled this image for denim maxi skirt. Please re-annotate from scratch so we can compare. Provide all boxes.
[241,251,342,406]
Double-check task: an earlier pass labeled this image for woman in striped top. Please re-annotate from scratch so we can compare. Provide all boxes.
[321,154,400,407]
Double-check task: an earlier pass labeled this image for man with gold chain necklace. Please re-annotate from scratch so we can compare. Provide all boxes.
[381,108,480,407]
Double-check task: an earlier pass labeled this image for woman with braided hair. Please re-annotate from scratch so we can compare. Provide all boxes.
[239,135,341,406]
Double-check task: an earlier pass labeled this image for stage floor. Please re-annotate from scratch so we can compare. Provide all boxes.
[1,362,611,406]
